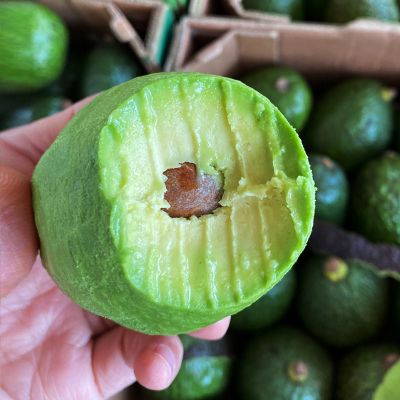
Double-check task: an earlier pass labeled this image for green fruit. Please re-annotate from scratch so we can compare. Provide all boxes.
[337,344,400,400]
[297,255,389,347]
[325,0,400,23]
[237,326,333,400]
[309,154,348,224]
[0,2,68,93]
[305,79,393,170]
[242,0,304,20]
[241,67,312,132]
[374,360,400,400]
[231,268,296,331]
[150,336,231,400]
[0,95,66,130]
[80,43,143,97]
[32,73,315,335]
[351,152,400,246]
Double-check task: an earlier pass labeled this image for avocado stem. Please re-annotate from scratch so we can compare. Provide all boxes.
[288,361,309,383]
[324,257,348,282]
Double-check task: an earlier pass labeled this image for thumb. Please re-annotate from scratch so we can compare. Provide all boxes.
[0,165,38,297]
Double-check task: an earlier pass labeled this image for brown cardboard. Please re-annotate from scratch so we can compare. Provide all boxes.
[37,0,174,72]
[166,17,400,83]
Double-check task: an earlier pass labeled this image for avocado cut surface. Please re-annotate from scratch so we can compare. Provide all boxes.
[297,255,389,347]
[0,2,68,93]
[237,326,333,400]
[241,67,312,132]
[305,79,393,170]
[242,0,304,20]
[32,73,315,335]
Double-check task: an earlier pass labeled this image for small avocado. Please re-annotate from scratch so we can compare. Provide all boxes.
[305,79,394,170]
[0,2,68,93]
[309,154,348,225]
[148,336,231,400]
[337,344,400,400]
[231,268,296,331]
[297,255,389,347]
[325,0,400,23]
[80,43,143,97]
[351,152,400,246]
[241,67,312,131]
[237,326,333,400]
[242,0,304,20]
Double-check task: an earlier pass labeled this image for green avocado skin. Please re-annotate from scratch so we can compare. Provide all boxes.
[309,154,348,225]
[80,44,143,97]
[305,79,393,170]
[337,344,400,400]
[0,2,68,93]
[297,256,389,347]
[351,153,400,246]
[237,326,333,400]
[241,67,312,132]
[231,268,296,331]
[325,0,400,23]
[242,0,304,20]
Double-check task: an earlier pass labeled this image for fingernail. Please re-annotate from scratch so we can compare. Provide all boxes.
[151,344,174,382]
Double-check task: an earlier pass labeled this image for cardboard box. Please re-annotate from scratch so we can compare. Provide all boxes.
[166,16,400,83]
[37,0,174,72]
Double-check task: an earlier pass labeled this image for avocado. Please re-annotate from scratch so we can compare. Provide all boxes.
[373,360,400,400]
[305,79,393,170]
[0,95,66,130]
[309,154,348,225]
[231,268,296,331]
[337,344,400,400]
[325,0,400,23]
[0,2,68,93]
[148,336,231,399]
[297,255,389,347]
[80,43,143,97]
[32,73,315,335]
[242,0,304,20]
[241,67,312,132]
[351,152,400,246]
[237,326,333,400]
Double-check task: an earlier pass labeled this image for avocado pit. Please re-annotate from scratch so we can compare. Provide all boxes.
[163,162,223,218]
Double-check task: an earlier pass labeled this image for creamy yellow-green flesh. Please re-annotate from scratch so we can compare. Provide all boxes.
[32,73,315,334]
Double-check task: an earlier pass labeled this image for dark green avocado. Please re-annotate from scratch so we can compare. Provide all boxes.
[297,255,389,347]
[242,0,304,20]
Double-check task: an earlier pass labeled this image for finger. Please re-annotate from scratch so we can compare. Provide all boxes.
[0,95,95,177]
[91,327,183,398]
[189,317,231,340]
[0,166,38,297]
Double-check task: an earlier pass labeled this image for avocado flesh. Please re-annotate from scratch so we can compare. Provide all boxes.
[32,73,315,335]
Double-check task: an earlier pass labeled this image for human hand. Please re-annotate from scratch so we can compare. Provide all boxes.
[0,98,230,400]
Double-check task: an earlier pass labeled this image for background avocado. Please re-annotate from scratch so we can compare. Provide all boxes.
[325,0,400,23]
[80,43,143,97]
[242,0,304,20]
[304,79,393,170]
[351,152,400,246]
[237,326,333,400]
[297,255,389,347]
[241,67,312,131]
[337,344,400,400]
[231,268,296,331]
[309,154,348,225]
[0,2,68,93]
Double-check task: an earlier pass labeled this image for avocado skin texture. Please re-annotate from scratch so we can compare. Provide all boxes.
[80,43,143,97]
[337,344,400,400]
[297,256,389,347]
[309,154,348,225]
[231,268,296,331]
[242,0,304,20]
[241,67,312,132]
[351,153,400,246]
[0,95,65,130]
[0,2,68,93]
[325,0,400,23]
[237,326,333,400]
[304,79,393,170]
